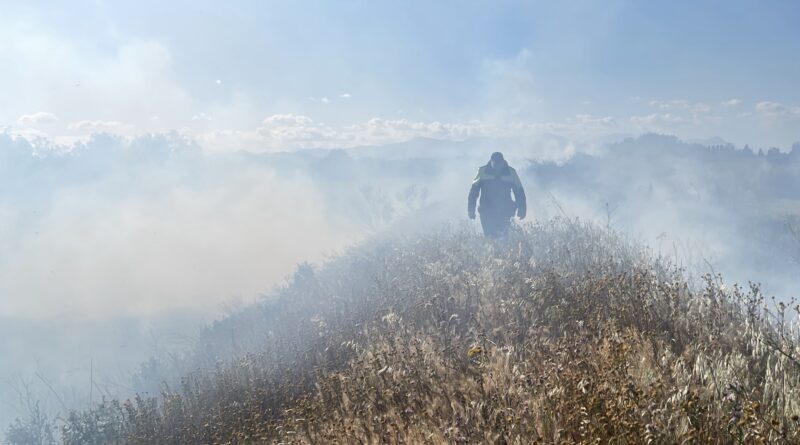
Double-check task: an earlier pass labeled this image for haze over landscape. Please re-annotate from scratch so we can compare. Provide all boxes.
[1,1,799,443]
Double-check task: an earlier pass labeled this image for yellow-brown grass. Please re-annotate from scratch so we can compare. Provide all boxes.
[55,219,800,444]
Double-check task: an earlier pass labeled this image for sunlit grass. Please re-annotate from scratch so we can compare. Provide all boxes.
[11,218,799,444]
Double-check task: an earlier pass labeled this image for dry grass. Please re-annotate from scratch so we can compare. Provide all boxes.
[45,219,800,444]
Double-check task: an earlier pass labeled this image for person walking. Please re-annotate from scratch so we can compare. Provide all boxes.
[467,152,526,237]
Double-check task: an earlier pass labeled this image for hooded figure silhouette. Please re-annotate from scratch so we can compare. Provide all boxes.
[468,152,527,237]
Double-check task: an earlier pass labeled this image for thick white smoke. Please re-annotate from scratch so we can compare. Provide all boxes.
[0,136,361,320]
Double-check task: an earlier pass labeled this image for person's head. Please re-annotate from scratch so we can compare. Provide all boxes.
[489,152,507,170]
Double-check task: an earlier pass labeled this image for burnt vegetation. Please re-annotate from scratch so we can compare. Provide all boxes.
[5,218,796,444]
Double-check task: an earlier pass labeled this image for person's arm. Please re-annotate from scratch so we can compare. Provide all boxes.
[510,169,526,219]
[468,169,482,219]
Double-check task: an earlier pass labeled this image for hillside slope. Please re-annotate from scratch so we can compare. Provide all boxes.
[18,219,800,444]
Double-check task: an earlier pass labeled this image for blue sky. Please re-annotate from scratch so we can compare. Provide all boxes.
[2,0,799,150]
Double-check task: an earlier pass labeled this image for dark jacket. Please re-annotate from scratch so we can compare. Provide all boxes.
[468,162,526,218]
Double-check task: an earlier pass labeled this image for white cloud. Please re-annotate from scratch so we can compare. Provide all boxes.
[755,101,800,124]
[262,114,314,127]
[198,115,488,153]
[191,112,212,122]
[646,99,712,125]
[321,96,330,104]
[723,99,742,107]
[692,103,712,114]
[339,93,352,99]
[507,114,616,140]
[68,120,132,133]
[257,114,337,146]
[346,118,485,144]
[17,112,59,125]
[196,113,628,154]
[5,128,50,142]
[649,99,691,110]
[649,99,711,113]
[573,114,614,127]
[195,129,266,153]
[630,113,684,129]
[198,114,334,152]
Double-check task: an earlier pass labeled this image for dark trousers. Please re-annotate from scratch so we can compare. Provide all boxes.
[479,212,511,238]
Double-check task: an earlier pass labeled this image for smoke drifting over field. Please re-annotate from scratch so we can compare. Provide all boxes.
[0,137,353,319]
[1,130,799,433]
[4,2,800,441]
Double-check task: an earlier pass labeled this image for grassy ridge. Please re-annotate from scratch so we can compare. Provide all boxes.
[14,219,800,444]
